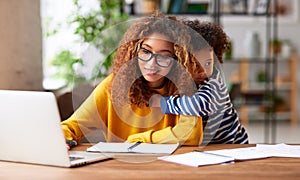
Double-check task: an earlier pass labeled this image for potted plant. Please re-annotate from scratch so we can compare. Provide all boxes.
[260,94,286,112]
[269,38,282,56]
[142,0,160,14]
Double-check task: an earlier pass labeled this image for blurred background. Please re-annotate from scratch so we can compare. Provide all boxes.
[0,0,299,144]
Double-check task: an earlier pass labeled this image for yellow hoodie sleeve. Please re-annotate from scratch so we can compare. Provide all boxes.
[61,91,102,142]
[61,76,111,142]
[127,115,203,145]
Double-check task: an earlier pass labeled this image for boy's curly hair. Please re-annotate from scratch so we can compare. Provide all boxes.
[182,19,230,64]
[111,12,197,108]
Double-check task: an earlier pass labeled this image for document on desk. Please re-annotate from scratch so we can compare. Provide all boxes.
[205,147,271,161]
[206,143,300,160]
[158,144,300,167]
[158,152,234,167]
[256,143,300,158]
[87,142,180,154]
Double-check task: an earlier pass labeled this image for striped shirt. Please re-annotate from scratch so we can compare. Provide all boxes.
[160,68,249,144]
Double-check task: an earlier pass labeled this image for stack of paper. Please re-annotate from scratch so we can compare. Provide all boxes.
[158,143,300,167]
[206,143,300,159]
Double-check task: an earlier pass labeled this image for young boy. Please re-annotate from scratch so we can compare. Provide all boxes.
[157,20,249,144]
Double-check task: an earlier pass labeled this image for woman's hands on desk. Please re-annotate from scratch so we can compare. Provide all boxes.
[127,130,153,143]
[66,140,78,150]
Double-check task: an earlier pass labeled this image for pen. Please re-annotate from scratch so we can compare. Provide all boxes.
[127,141,142,152]
[194,150,233,159]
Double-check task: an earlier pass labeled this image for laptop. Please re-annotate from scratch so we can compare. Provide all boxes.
[0,90,112,167]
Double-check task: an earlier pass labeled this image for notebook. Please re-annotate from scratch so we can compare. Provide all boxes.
[87,142,180,154]
[0,90,112,167]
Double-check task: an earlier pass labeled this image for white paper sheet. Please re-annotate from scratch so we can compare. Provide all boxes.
[202,144,300,161]
[158,144,300,167]
[158,151,234,167]
[256,143,300,158]
[205,147,270,160]
[87,142,180,154]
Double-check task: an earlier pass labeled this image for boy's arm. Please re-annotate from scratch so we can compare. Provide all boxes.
[157,79,227,117]
[160,93,218,117]
[126,115,203,146]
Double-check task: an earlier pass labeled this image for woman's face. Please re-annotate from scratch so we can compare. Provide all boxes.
[138,33,176,88]
[192,48,214,84]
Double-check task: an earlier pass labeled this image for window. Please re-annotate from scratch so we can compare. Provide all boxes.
[40,0,101,90]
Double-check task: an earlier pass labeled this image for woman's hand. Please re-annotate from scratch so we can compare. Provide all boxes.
[127,130,153,143]
[66,140,77,150]
[66,144,70,150]
[149,94,162,107]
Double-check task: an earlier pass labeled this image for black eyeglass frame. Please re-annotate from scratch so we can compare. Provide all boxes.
[137,47,177,68]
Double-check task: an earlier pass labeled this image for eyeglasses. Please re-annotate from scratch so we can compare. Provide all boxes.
[137,48,176,68]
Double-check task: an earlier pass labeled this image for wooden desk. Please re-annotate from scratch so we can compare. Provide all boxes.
[1,144,300,180]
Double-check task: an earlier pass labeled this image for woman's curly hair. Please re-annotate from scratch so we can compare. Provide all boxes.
[111,12,197,108]
[182,19,230,64]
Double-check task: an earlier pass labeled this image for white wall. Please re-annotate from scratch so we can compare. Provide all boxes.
[0,0,43,90]
[221,1,300,122]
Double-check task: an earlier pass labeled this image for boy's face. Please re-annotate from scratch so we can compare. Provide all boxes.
[192,48,214,84]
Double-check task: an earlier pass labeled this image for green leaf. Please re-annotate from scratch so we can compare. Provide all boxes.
[49,0,128,87]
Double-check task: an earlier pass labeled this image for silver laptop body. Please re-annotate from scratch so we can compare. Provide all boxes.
[0,90,111,167]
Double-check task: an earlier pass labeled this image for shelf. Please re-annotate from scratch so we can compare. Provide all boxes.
[241,82,293,91]
[224,58,277,63]
[219,12,273,16]
[234,54,298,126]
[275,83,294,91]
[247,112,292,121]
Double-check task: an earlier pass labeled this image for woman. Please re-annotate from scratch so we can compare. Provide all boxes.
[61,13,203,146]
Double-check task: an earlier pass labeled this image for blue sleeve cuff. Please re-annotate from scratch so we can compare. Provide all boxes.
[160,96,170,114]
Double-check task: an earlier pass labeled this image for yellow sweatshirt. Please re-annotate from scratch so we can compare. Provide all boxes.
[61,74,203,145]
